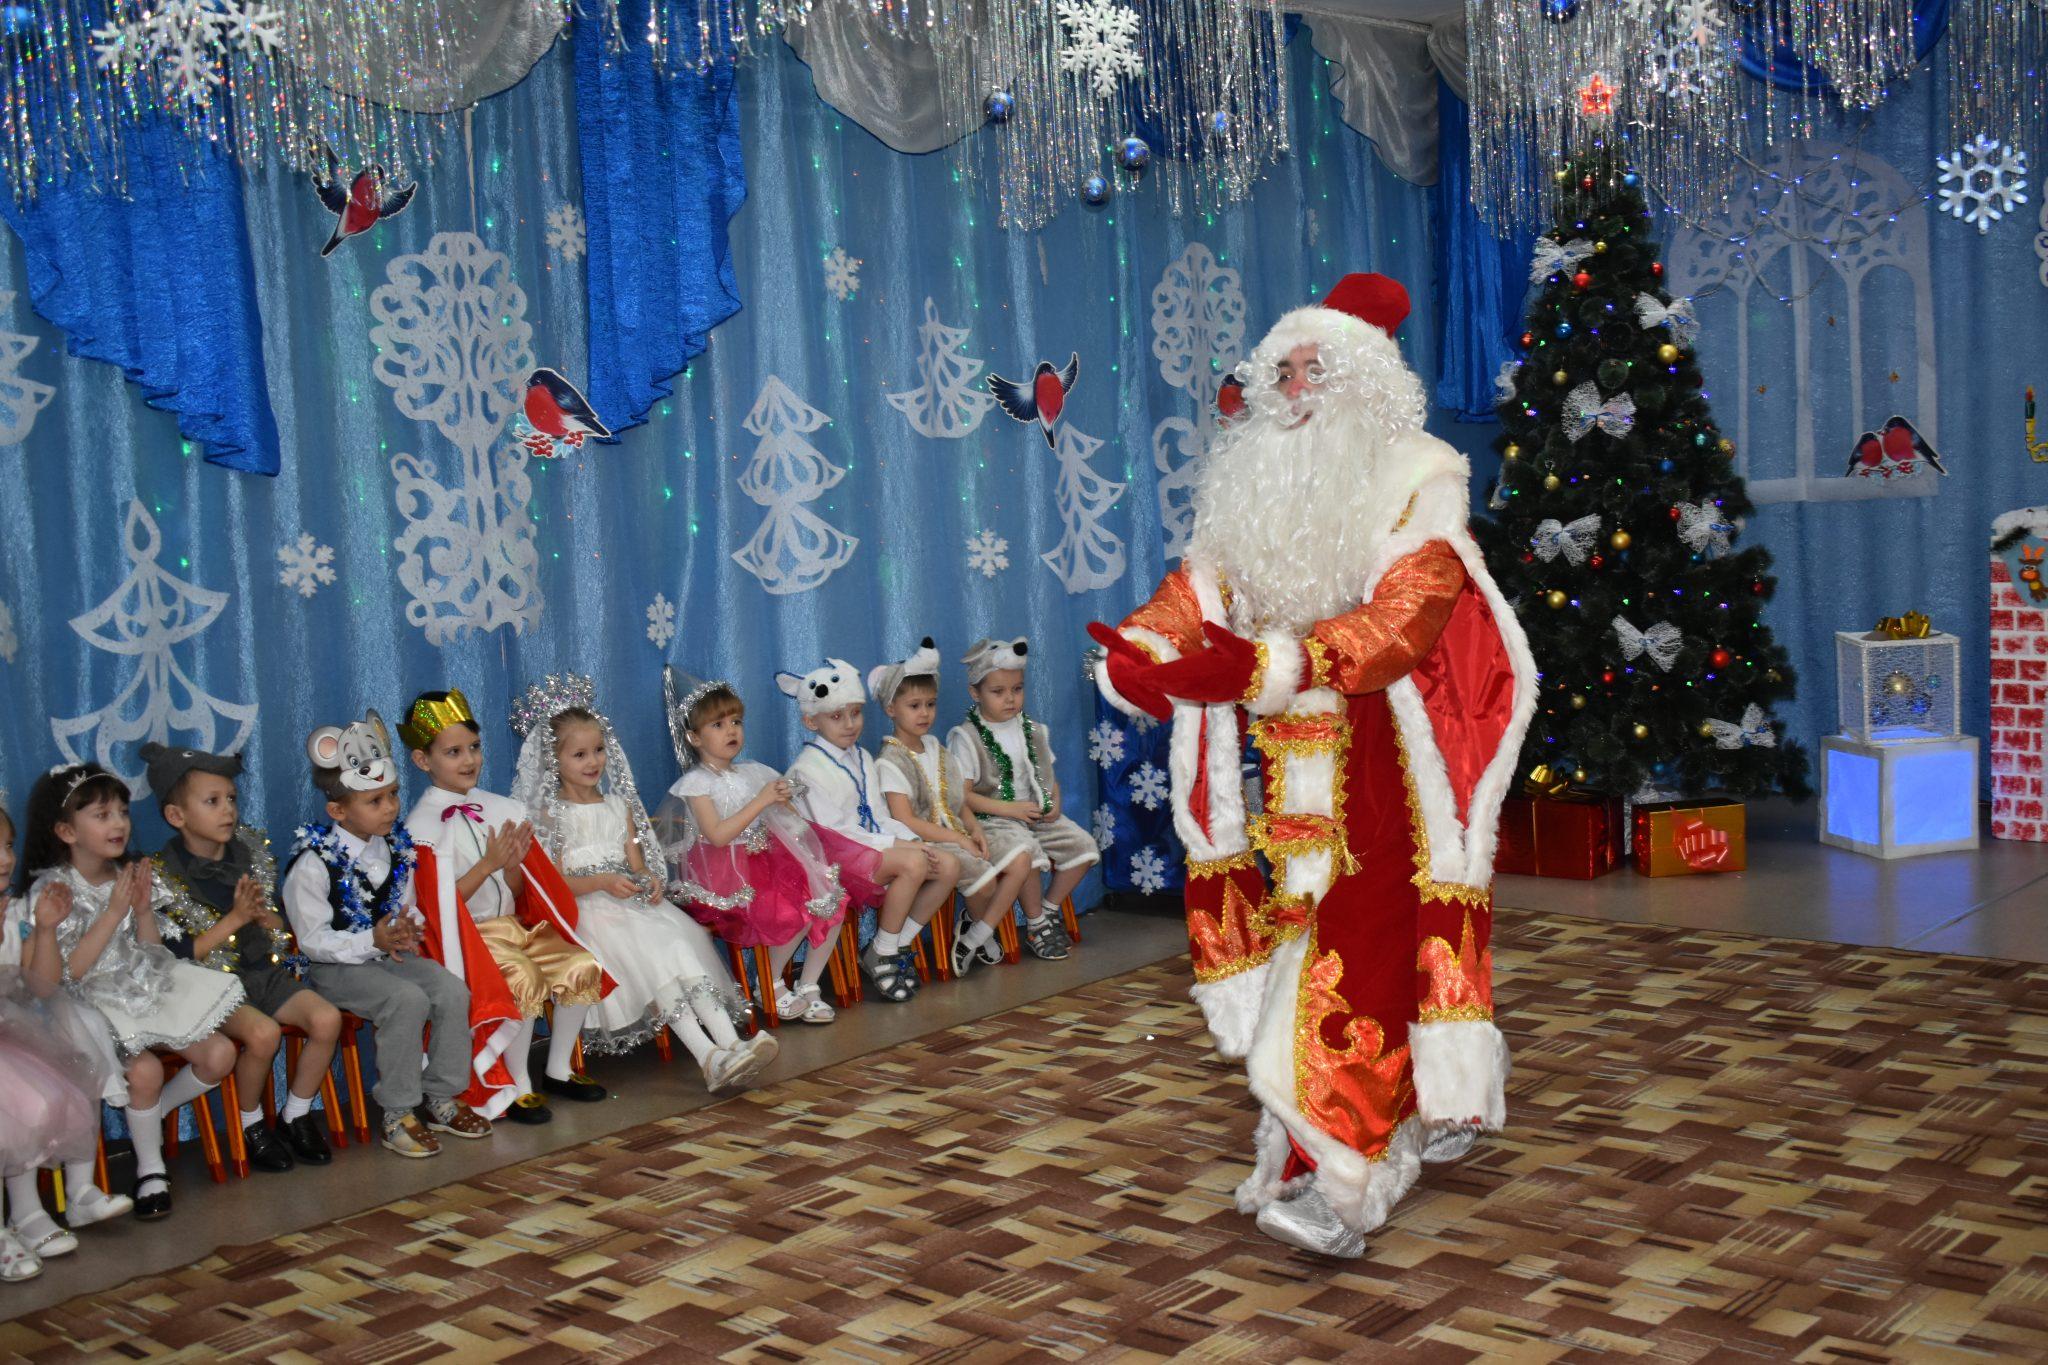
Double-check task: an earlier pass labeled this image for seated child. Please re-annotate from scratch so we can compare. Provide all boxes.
[946,638,1099,960]
[282,711,489,1158]
[23,765,243,1220]
[870,640,1034,976]
[402,689,611,1125]
[656,671,853,1026]
[507,674,777,1092]
[144,743,341,1171]
[781,660,960,1003]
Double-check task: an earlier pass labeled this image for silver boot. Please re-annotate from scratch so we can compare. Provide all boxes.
[1422,1123,1480,1165]
[1254,1183,1367,1258]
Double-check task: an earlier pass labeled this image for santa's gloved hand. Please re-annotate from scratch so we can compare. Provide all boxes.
[1086,623,1172,720]
[1149,622,1264,705]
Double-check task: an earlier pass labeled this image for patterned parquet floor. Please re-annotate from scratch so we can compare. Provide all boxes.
[3,909,2045,1362]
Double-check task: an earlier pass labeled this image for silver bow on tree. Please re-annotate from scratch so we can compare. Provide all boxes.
[1633,292,1701,344]
[1529,235,1596,282]
[1563,383,1637,442]
[1704,704,1776,749]
[1613,615,1683,672]
[1531,514,1601,564]
[1675,501,1735,557]
[1495,360,1521,404]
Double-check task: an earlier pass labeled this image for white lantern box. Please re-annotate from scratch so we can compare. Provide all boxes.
[1819,733,1979,859]
[1834,629,1960,743]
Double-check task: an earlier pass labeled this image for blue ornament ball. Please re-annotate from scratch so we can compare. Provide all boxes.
[1542,0,1578,20]
[1622,170,1640,187]
[1694,432,1709,446]
[985,89,1014,123]
[1555,321,1574,338]
[1082,173,1112,206]
[1659,459,1674,472]
[1118,136,1151,172]
[1207,109,1230,138]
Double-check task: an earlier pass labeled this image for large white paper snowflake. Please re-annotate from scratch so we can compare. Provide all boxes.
[276,533,335,598]
[823,247,861,302]
[646,591,677,648]
[965,528,1010,578]
[1129,845,1167,894]
[0,597,16,664]
[1088,720,1125,769]
[1642,27,1722,99]
[1056,0,1143,99]
[545,204,586,263]
[1128,761,1168,810]
[1618,0,1679,21]
[1671,0,1722,43]
[1090,805,1115,850]
[92,0,284,106]
[1937,137,2030,235]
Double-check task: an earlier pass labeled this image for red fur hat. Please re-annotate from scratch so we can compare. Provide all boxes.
[1319,273,1410,337]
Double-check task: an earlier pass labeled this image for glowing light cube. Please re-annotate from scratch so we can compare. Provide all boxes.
[1818,734,1980,860]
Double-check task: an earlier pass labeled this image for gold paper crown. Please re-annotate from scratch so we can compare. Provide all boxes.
[398,689,477,752]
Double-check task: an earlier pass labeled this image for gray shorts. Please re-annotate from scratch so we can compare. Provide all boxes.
[240,962,316,1018]
[951,834,1032,896]
[981,813,1103,874]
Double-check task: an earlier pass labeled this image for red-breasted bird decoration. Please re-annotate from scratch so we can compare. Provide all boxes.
[314,161,417,258]
[987,353,1081,448]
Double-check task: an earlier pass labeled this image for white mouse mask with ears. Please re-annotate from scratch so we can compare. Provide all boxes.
[306,710,398,792]
[775,659,865,717]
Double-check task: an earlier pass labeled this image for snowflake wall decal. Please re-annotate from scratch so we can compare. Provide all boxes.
[1087,720,1125,768]
[276,533,336,598]
[646,591,677,648]
[1937,136,2030,234]
[1056,0,1144,99]
[92,0,284,106]
[965,529,1010,578]
[1128,845,1167,894]
[823,247,862,302]
[545,203,587,264]
[1128,761,1168,810]
[1090,804,1115,850]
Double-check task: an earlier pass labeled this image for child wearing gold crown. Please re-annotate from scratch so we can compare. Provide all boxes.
[401,689,615,1124]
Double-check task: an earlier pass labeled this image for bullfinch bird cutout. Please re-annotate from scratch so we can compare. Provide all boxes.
[1846,415,1946,479]
[987,353,1080,448]
[314,161,417,258]
[515,368,612,458]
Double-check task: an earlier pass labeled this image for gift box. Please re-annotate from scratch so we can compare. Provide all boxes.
[1835,626,1959,742]
[1632,798,1747,876]
[1820,733,1980,859]
[1496,792,1625,879]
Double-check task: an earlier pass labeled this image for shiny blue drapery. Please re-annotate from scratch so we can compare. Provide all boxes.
[1432,84,1533,423]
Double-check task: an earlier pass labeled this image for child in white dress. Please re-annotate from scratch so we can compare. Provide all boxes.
[508,674,777,1093]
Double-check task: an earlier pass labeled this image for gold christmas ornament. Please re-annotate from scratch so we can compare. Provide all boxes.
[1593,240,1608,253]
[1609,529,1632,550]
[1657,343,1681,364]
[1544,589,1569,609]
[1552,369,1570,385]
[1631,723,1649,740]
[1553,167,1570,184]
[1503,443,1522,460]
[1698,721,1717,738]
[1882,669,1915,697]
[1570,694,1587,710]
[1543,473,1562,491]
[1718,438,1735,454]
[1572,768,1587,782]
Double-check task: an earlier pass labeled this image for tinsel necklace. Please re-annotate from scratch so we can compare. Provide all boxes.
[967,708,1052,815]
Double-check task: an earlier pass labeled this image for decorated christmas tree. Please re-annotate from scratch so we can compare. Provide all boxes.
[1474,155,1809,799]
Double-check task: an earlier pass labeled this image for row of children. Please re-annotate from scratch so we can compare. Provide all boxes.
[0,634,1094,1284]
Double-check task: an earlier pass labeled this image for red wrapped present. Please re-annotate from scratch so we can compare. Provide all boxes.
[1632,798,1746,876]
[1496,789,1625,879]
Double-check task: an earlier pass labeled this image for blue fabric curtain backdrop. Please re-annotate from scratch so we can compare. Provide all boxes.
[1432,84,1533,423]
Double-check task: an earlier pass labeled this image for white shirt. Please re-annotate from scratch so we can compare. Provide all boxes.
[282,825,423,966]
[946,715,1052,805]
[407,785,528,923]
[0,896,24,969]
[788,740,915,851]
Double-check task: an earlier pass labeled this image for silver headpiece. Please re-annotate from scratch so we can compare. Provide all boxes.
[663,665,733,772]
[510,672,600,739]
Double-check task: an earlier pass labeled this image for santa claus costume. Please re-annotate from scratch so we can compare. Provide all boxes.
[1091,273,1536,1257]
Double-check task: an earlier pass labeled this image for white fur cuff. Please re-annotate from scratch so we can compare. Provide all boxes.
[1095,664,1149,723]
[1245,630,1306,716]
[1409,1019,1510,1130]
[1095,627,1182,722]
[1189,963,1271,1059]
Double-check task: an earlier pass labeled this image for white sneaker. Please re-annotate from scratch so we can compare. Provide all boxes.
[64,1185,134,1227]
[0,1228,40,1283]
[774,984,836,1025]
[1254,1184,1367,1258]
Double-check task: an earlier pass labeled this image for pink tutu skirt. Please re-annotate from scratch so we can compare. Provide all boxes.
[0,1009,104,1176]
[814,827,886,907]
[678,839,852,949]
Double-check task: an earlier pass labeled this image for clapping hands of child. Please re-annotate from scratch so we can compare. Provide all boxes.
[372,913,420,958]
[33,882,71,930]
[230,874,282,932]
[483,819,534,872]
[105,860,151,920]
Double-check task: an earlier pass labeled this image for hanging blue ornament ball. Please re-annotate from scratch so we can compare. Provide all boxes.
[1542,0,1579,20]
[1207,109,1230,138]
[1555,321,1573,338]
[985,90,1014,123]
[1118,136,1151,172]
[1622,170,1640,187]
[1659,458,1674,472]
[1082,173,1112,206]
[1694,432,1709,446]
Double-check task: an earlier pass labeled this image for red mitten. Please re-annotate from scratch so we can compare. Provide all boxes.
[1149,622,1261,705]
[1086,622,1172,720]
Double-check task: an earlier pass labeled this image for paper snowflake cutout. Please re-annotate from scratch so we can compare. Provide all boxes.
[1056,0,1143,99]
[646,591,677,648]
[1643,28,1722,99]
[1129,845,1167,894]
[0,597,16,664]
[276,533,336,598]
[1937,137,2030,235]
[965,528,1010,578]
[1090,804,1115,850]
[1671,0,1722,43]
[545,203,586,263]
[1128,761,1168,810]
[823,247,862,302]
[1088,720,1125,768]
[1617,0,1678,21]
[92,0,284,106]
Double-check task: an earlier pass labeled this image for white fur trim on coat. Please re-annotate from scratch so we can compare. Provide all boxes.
[1245,629,1306,717]
[1189,962,1270,1060]
[1092,627,1182,722]
[1409,1019,1510,1130]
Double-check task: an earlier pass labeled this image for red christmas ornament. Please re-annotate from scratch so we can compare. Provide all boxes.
[1710,648,1733,669]
[1572,271,1592,290]
[1650,262,1664,277]
[1667,505,1682,520]
[1521,552,1536,563]
[1520,331,1535,350]
[1588,553,1605,570]
[1601,670,1617,684]
[1751,580,1767,595]
[1580,174,1595,189]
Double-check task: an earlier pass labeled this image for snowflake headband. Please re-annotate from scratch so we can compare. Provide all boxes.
[44,765,104,803]
[307,711,398,793]
[398,689,476,753]
[510,673,600,739]
[963,636,1029,685]
[776,659,865,717]
[663,666,734,769]
[867,637,940,708]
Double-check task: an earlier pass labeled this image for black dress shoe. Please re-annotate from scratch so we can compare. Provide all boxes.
[133,1176,171,1222]
[501,1093,553,1125]
[283,1113,333,1165]
[242,1121,296,1173]
[540,1072,606,1103]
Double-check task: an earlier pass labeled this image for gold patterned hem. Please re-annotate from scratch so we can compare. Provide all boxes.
[1393,727,1491,909]
[1416,1005,1495,1024]
[1186,849,1258,878]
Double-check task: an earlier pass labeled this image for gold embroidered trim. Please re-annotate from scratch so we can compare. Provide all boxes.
[1303,636,1333,693]
[1240,637,1272,707]
[1186,849,1257,877]
[1252,712,1358,891]
[1416,1005,1495,1023]
[1393,727,1491,908]
[1126,635,1162,664]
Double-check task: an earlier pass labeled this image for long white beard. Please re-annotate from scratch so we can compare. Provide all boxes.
[1187,403,1406,633]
